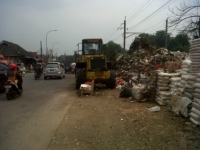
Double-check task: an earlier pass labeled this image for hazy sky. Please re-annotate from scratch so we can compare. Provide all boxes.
[0,0,187,56]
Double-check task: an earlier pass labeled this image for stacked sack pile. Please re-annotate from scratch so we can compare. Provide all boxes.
[170,60,191,116]
[190,74,200,125]
[156,72,172,105]
[189,38,200,125]
[169,77,181,94]
[178,59,191,96]
[147,70,159,101]
[183,75,196,100]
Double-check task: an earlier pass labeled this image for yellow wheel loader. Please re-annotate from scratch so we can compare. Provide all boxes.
[75,38,116,89]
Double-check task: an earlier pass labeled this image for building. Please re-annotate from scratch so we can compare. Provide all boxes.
[0,40,37,68]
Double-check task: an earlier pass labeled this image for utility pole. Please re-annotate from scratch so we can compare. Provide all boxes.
[118,17,144,50]
[118,17,127,51]
[165,18,168,49]
[40,41,42,59]
[124,17,126,51]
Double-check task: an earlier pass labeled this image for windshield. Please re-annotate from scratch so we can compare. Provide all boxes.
[83,43,102,54]
[46,63,58,68]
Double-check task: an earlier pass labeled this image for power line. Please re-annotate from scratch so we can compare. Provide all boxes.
[126,0,147,18]
[105,0,177,44]
[128,0,176,31]
[146,24,166,33]
[141,20,165,32]
[103,0,150,43]
[127,0,154,25]
[103,27,122,43]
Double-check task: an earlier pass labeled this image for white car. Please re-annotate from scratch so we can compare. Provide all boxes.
[43,62,65,79]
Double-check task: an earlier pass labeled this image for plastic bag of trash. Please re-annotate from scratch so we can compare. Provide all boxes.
[179,97,192,117]
[131,84,147,101]
[80,84,91,91]
[119,87,132,98]
[148,106,160,112]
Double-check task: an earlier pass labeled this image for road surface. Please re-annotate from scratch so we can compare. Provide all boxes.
[0,73,76,150]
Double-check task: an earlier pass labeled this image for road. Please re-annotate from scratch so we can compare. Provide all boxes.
[1,72,200,150]
[0,73,76,150]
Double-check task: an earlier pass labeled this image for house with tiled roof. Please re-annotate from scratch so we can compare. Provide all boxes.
[0,40,37,67]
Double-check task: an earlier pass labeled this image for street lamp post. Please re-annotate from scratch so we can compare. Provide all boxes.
[51,42,59,61]
[54,48,59,60]
[46,30,57,59]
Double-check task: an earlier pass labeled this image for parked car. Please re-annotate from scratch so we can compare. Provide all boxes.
[43,62,65,79]
[0,62,9,91]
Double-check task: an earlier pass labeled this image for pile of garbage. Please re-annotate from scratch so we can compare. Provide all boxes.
[116,36,200,126]
[116,37,185,78]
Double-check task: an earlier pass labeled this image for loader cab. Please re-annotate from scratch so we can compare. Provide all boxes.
[82,39,103,55]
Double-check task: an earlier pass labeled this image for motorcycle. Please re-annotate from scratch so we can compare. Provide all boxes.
[4,79,22,100]
[34,71,41,80]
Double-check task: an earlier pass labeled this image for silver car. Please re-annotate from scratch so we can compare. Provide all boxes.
[44,62,65,79]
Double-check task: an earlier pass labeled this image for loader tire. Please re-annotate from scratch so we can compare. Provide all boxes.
[106,70,116,89]
[76,69,84,89]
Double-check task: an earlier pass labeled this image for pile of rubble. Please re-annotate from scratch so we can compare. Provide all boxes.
[116,36,200,126]
[117,37,185,78]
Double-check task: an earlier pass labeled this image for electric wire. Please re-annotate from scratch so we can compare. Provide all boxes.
[103,0,149,43]
[127,0,154,25]
[126,0,147,18]
[128,0,176,31]
[105,0,177,46]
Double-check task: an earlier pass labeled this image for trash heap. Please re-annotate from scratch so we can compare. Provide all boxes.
[116,37,200,126]
[116,37,183,102]
[117,37,183,79]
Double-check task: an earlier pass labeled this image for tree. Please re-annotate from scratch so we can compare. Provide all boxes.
[104,41,124,61]
[168,34,190,52]
[155,30,167,48]
[169,0,200,38]
[139,33,156,45]
[138,31,169,49]
[57,55,74,62]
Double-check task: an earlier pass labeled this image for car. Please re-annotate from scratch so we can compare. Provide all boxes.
[65,66,71,73]
[43,62,65,79]
[0,62,9,91]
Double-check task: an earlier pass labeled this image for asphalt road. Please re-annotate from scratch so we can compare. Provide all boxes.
[0,72,76,150]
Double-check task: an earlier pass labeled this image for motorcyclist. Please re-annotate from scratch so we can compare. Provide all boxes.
[34,63,42,75]
[9,63,23,92]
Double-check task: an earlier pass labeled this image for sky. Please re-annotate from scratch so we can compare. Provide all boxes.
[0,0,188,56]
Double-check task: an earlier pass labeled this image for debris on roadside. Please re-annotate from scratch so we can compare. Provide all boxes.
[115,37,200,126]
[148,106,160,112]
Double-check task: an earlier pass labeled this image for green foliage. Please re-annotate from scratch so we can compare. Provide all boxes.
[155,30,166,48]
[139,31,168,48]
[104,41,124,61]
[168,34,190,52]
[57,55,74,62]
[138,31,190,52]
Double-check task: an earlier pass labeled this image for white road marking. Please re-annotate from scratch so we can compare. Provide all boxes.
[34,81,45,86]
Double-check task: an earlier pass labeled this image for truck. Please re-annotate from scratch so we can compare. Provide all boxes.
[75,38,116,89]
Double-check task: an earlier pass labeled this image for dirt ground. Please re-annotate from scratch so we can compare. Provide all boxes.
[47,88,200,150]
